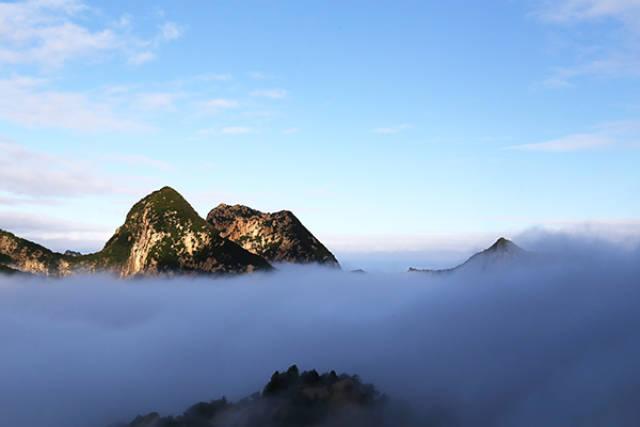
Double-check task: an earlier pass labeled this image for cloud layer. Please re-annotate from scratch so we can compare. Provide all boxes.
[0,237,639,426]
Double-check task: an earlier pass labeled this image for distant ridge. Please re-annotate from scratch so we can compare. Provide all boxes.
[409,237,529,274]
[207,204,339,267]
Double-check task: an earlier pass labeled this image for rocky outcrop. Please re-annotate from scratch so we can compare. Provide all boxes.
[0,187,272,277]
[72,187,272,277]
[0,230,70,276]
[207,204,339,267]
[409,237,529,274]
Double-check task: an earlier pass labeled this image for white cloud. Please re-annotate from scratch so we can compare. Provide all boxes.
[128,51,156,65]
[0,140,120,198]
[537,0,640,22]
[505,119,640,151]
[0,210,109,234]
[0,195,62,206]
[108,154,174,171]
[133,92,181,111]
[0,76,145,131]
[371,124,410,134]
[247,71,275,80]
[221,126,257,135]
[250,88,288,99]
[159,21,181,41]
[0,0,181,67]
[197,126,258,136]
[197,98,239,113]
[0,210,112,252]
[536,0,640,84]
[542,53,640,86]
[197,72,233,81]
[504,133,612,151]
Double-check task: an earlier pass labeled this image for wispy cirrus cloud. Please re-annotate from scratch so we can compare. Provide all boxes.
[250,88,288,99]
[221,126,257,135]
[371,124,409,134]
[504,133,612,151]
[0,210,112,252]
[132,92,183,111]
[159,21,182,41]
[196,72,233,82]
[0,76,146,131]
[107,154,174,172]
[535,0,640,85]
[0,0,182,67]
[504,119,640,151]
[247,71,276,80]
[197,126,258,136]
[536,0,640,22]
[196,98,239,114]
[0,139,119,198]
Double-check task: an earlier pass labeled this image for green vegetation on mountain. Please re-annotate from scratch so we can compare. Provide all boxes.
[0,252,13,265]
[0,187,272,277]
[0,229,68,275]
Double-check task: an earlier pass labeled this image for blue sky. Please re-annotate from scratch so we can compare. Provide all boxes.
[0,0,639,266]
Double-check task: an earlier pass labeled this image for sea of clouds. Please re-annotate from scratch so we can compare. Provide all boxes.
[1,232,639,426]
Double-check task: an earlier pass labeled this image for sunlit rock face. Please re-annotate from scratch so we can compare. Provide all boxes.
[0,187,272,277]
[97,187,272,277]
[0,230,71,276]
[207,204,339,267]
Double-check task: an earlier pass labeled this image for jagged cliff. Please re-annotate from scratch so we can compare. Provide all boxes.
[206,204,339,266]
[0,187,272,277]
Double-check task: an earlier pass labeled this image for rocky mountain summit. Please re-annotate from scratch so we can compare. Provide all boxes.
[409,237,529,274]
[0,187,272,277]
[85,186,272,276]
[207,204,339,267]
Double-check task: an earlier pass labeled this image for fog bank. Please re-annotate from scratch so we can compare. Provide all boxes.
[0,238,639,426]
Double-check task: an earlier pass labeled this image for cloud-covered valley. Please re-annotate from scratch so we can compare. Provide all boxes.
[0,236,639,426]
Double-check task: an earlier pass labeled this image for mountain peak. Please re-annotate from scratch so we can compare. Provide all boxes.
[487,237,518,252]
[0,188,273,277]
[409,237,527,274]
[124,186,200,227]
[97,188,272,276]
[207,204,339,266]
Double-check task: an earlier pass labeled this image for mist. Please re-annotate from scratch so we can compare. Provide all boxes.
[1,236,639,426]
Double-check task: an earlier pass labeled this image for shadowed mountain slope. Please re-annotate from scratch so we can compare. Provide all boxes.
[118,365,417,427]
[207,204,339,267]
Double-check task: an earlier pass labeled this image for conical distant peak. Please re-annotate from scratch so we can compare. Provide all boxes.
[486,237,522,253]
